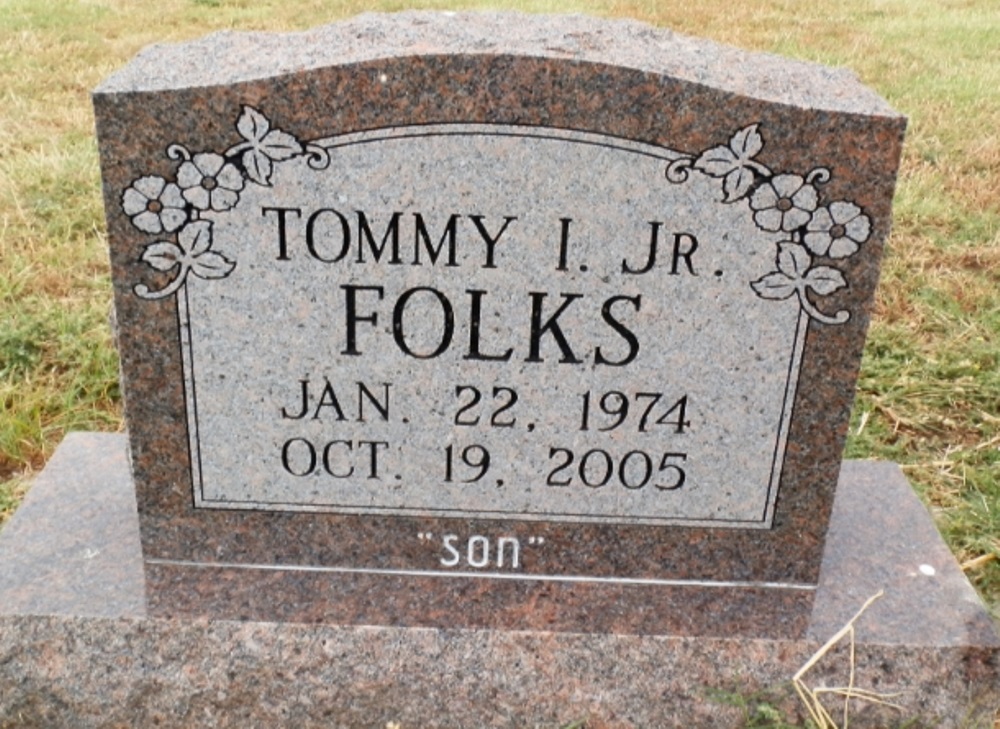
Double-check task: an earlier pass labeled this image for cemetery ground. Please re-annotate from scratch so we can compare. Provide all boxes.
[1,0,998,632]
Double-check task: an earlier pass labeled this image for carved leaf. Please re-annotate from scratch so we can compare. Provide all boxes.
[178,221,213,257]
[236,105,270,144]
[722,167,756,202]
[256,129,302,161]
[751,272,797,301]
[141,241,184,271]
[191,251,235,279]
[693,124,765,200]
[242,150,274,187]
[775,242,813,279]
[236,107,302,186]
[804,266,847,296]
[729,124,763,160]
[693,144,738,177]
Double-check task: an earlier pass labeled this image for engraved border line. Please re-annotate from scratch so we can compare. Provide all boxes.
[182,122,797,525]
[145,558,817,591]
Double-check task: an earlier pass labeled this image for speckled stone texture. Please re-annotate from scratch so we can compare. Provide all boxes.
[1,435,997,727]
[93,13,906,625]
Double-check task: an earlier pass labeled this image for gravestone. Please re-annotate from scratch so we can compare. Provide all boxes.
[2,12,997,727]
[92,11,903,634]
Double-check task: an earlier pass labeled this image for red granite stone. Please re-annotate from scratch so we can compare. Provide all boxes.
[92,13,906,623]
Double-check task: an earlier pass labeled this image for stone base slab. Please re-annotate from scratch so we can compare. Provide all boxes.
[1,433,998,727]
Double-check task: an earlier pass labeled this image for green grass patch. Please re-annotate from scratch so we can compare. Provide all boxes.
[0,474,28,524]
[705,685,804,728]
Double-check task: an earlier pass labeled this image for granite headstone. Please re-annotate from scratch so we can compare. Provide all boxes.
[90,11,907,634]
[2,13,999,727]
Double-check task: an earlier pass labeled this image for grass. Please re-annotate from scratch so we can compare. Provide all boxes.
[1,0,999,621]
[705,686,804,728]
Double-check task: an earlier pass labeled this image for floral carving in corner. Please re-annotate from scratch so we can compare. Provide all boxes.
[121,106,329,300]
[667,124,871,325]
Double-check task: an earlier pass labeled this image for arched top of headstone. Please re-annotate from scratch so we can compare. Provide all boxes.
[96,11,899,118]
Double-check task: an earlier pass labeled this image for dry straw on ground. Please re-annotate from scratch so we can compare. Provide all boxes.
[793,591,904,729]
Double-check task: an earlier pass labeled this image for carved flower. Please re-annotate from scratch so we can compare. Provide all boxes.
[177,152,245,211]
[121,175,187,234]
[749,174,818,232]
[803,201,871,259]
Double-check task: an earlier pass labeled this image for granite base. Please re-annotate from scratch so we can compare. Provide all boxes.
[1,433,997,727]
